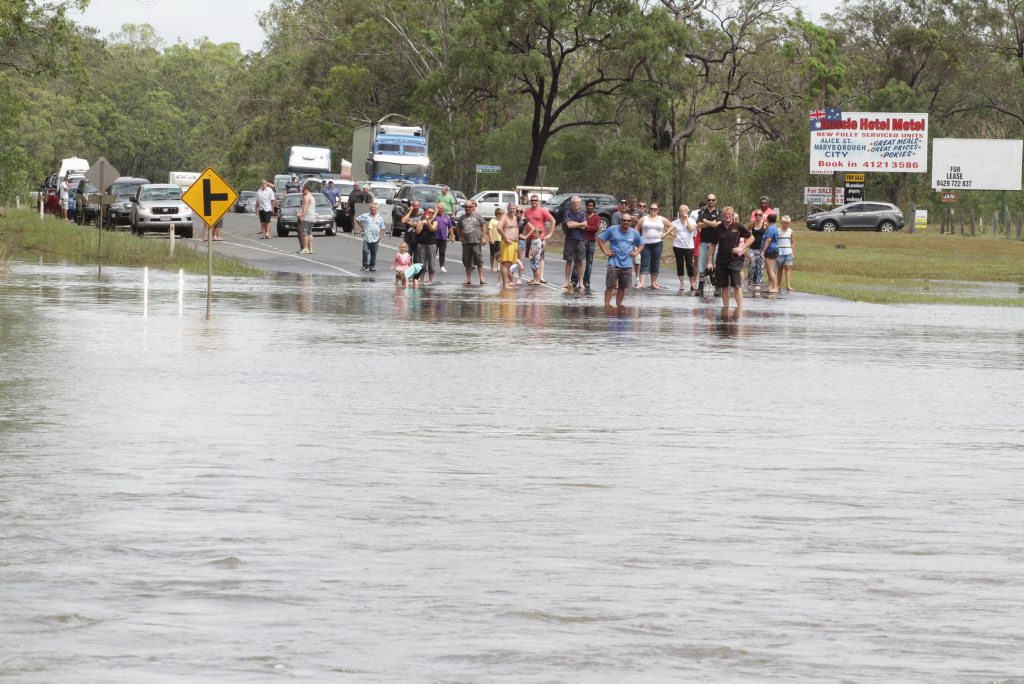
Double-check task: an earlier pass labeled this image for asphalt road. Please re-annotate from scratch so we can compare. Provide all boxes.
[211,210,606,290]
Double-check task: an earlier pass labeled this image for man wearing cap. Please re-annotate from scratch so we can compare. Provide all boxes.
[285,174,301,194]
[322,179,340,212]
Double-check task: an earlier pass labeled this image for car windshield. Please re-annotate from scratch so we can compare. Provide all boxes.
[109,183,142,196]
[413,187,442,203]
[140,187,182,201]
[376,162,429,178]
[372,187,397,200]
[79,181,98,193]
[283,195,302,208]
[275,179,289,192]
[335,182,354,194]
[240,191,257,199]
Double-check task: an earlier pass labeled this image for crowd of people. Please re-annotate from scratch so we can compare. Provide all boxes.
[387,190,796,310]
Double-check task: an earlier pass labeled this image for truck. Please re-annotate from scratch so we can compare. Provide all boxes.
[168,171,200,190]
[352,122,430,184]
[285,145,332,176]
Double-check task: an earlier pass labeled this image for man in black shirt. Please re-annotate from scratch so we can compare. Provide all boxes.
[707,205,753,309]
[694,193,722,297]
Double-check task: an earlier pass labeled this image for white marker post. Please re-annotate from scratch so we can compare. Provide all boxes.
[206,219,213,320]
[143,267,149,317]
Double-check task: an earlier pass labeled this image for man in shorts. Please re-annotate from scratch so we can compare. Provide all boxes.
[497,205,520,288]
[562,195,587,291]
[457,199,487,285]
[707,205,753,309]
[598,213,643,310]
[296,186,315,254]
[255,179,275,239]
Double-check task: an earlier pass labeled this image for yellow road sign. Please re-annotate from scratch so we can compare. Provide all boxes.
[845,173,865,183]
[181,167,238,226]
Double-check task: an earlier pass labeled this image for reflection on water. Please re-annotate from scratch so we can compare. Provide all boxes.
[1,261,1023,681]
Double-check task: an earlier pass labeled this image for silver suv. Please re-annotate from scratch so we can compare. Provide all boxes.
[129,184,194,239]
[806,202,905,232]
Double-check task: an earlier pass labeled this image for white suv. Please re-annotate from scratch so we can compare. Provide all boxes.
[471,190,518,220]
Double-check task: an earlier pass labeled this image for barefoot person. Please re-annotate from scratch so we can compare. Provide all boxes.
[707,206,753,309]
[562,196,587,291]
[457,199,488,285]
[496,205,520,288]
[776,215,795,292]
[761,214,781,293]
[638,202,672,289]
[597,213,643,310]
[296,186,315,254]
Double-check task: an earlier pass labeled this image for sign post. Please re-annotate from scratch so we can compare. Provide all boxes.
[474,164,502,194]
[181,168,238,320]
[85,157,120,269]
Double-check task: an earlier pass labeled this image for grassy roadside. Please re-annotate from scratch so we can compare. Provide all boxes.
[547,226,1024,306]
[795,228,1024,306]
[0,208,262,277]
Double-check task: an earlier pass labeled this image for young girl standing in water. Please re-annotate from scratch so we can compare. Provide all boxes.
[393,242,413,289]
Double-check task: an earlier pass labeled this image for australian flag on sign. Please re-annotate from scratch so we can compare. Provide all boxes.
[808,109,825,131]
[809,107,843,131]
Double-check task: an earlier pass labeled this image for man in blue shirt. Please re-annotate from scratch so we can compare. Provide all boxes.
[562,195,587,291]
[322,180,340,210]
[597,214,643,309]
[356,202,386,271]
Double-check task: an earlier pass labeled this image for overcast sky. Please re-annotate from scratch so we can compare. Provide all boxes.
[73,0,844,53]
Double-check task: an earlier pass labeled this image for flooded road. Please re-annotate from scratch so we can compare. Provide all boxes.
[2,261,1023,680]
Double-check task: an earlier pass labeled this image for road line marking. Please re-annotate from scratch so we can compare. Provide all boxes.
[220,240,361,277]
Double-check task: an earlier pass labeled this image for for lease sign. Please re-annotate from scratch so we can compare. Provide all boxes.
[809,110,928,174]
[931,138,1023,191]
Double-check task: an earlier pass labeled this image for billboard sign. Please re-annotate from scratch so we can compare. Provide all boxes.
[809,109,928,174]
[931,138,1023,191]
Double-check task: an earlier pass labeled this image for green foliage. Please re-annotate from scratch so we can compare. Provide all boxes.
[0,0,1022,219]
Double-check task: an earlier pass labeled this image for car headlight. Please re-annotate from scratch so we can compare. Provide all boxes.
[180,206,192,216]
[138,206,152,216]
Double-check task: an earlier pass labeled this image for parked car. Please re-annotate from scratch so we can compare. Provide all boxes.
[129,183,194,239]
[805,201,905,232]
[105,177,151,230]
[544,193,618,228]
[235,191,258,213]
[276,192,336,237]
[470,190,518,221]
[389,183,445,236]
[74,178,100,225]
[331,180,356,228]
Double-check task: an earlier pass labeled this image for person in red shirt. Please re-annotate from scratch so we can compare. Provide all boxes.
[523,194,555,285]
[571,198,602,291]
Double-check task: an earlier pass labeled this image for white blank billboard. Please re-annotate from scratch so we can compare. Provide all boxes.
[931,138,1023,191]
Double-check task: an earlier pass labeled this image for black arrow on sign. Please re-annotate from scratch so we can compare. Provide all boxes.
[203,178,228,216]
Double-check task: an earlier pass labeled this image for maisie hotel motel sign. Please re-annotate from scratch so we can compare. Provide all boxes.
[809,109,928,174]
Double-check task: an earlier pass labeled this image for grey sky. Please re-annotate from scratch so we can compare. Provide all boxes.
[73,0,842,53]
[73,0,276,52]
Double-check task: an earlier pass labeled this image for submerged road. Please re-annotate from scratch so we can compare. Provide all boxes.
[212,211,605,291]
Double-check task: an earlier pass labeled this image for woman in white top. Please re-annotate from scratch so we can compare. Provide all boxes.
[665,204,697,291]
[776,215,796,292]
[637,203,673,289]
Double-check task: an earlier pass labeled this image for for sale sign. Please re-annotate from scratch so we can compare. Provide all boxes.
[804,186,844,205]
[809,110,928,174]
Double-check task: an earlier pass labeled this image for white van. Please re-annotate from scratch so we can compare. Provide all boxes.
[168,171,200,190]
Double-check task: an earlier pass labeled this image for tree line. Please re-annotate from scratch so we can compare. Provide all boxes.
[3,0,1023,216]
